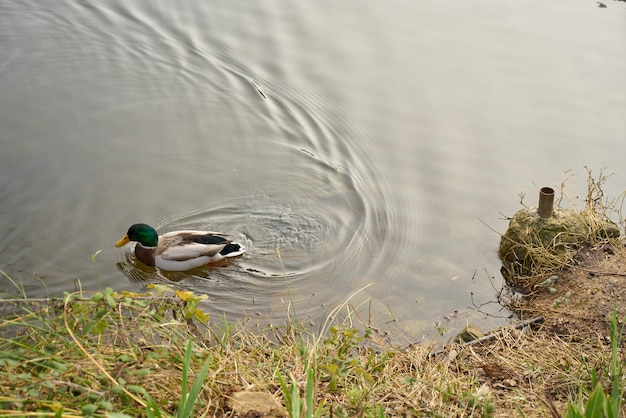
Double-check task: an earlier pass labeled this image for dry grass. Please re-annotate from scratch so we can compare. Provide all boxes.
[0,279,623,417]
[0,286,496,417]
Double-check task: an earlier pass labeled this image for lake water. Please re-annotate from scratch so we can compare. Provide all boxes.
[1,0,624,341]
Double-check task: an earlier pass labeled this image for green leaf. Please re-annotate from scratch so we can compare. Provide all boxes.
[90,292,103,302]
[362,372,375,385]
[180,354,211,418]
[43,344,58,355]
[134,368,152,376]
[105,293,117,308]
[305,367,315,418]
[47,360,68,371]
[290,374,302,418]
[194,309,209,323]
[117,354,132,363]
[176,340,211,418]
[127,385,148,395]
[584,384,606,418]
[91,319,108,335]
[276,371,292,411]
[147,283,174,294]
[567,402,583,418]
[81,404,99,416]
[144,391,163,418]
[326,363,339,376]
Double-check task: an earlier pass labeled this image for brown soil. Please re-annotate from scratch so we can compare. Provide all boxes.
[516,242,626,341]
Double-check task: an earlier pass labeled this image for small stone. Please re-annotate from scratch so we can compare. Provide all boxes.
[441,349,458,364]
[227,392,288,418]
[457,325,485,342]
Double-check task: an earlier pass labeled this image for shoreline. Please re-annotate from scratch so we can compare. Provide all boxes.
[0,241,624,416]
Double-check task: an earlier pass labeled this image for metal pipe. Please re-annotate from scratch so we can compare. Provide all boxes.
[538,187,555,219]
[427,316,545,357]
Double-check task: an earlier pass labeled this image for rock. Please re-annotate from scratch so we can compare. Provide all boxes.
[457,325,484,343]
[499,207,619,290]
[227,391,288,418]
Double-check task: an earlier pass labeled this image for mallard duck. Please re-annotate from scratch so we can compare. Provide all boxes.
[115,223,245,271]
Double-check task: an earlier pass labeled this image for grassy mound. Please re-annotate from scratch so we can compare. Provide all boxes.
[499,169,622,292]
[499,206,619,291]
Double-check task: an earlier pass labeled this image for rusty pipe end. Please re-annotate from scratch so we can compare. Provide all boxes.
[538,187,555,219]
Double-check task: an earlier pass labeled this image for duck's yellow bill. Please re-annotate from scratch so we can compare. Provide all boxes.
[115,235,130,247]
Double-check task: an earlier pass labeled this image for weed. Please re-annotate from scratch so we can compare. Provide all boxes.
[566,310,624,418]
[176,339,212,418]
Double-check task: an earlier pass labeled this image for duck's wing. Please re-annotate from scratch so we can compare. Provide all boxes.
[157,231,230,261]
[160,230,230,240]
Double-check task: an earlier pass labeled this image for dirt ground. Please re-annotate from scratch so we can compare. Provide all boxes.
[432,239,626,417]
[515,242,626,342]
[460,241,626,416]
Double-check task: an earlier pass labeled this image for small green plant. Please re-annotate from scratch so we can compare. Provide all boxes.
[91,249,103,290]
[0,268,27,299]
[566,310,624,418]
[434,321,446,336]
[277,364,324,418]
[534,275,558,294]
[146,284,210,323]
[551,291,571,308]
[176,339,212,418]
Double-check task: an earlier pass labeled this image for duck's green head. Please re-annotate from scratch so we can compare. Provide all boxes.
[115,223,158,247]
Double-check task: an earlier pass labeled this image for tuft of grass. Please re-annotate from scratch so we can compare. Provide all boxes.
[566,310,624,418]
[177,339,212,418]
[0,268,27,299]
[277,365,324,418]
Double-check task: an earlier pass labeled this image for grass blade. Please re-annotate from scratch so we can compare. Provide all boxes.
[177,339,211,418]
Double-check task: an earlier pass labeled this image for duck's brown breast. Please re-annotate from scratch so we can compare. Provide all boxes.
[135,243,156,266]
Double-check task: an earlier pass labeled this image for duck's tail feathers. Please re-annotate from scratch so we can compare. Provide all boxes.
[220,243,245,258]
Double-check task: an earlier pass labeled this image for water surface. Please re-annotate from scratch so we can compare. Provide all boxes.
[1,0,624,341]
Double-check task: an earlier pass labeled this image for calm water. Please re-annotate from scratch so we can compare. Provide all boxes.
[1,0,624,341]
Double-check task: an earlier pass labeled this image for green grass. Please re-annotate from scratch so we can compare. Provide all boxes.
[0,279,624,417]
[566,310,624,418]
